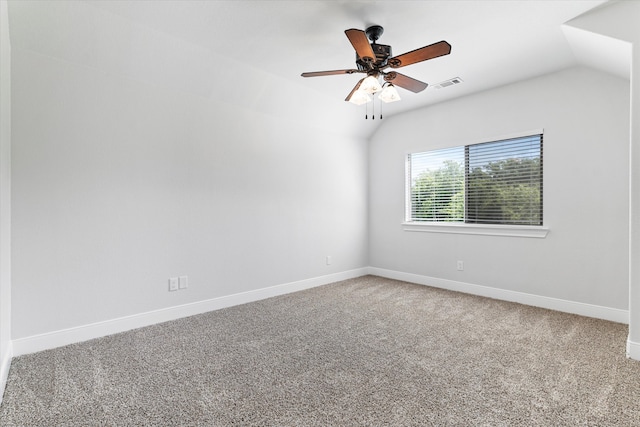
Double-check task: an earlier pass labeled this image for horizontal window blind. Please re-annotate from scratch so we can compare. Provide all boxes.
[408,146,465,222]
[407,134,543,226]
[466,135,542,225]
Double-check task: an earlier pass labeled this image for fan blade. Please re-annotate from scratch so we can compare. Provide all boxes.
[345,78,365,102]
[384,72,428,93]
[345,29,376,62]
[388,40,451,68]
[301,69,360,77]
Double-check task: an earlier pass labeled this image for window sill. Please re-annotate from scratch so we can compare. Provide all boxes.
[402,222,549,238]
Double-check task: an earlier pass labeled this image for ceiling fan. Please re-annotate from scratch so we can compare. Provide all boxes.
[301,25,451,104]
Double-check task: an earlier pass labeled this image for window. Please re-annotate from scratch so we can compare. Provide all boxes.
[407,134,543,226]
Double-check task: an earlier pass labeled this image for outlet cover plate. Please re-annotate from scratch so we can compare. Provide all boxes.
[179,276,188,289]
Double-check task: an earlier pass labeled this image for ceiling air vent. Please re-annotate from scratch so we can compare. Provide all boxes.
[433,77,463,89]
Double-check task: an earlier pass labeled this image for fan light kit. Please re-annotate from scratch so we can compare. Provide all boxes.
[302,25,451,119]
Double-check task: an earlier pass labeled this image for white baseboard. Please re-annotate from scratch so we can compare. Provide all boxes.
[627,337,640,360]
[367,267,629,324]
[0,341,13,406]
[11,268,368,357]
[10,266,629,358]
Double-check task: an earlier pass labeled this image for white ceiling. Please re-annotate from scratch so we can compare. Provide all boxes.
[7,0,624,140]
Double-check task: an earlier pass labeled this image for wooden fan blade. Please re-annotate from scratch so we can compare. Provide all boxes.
[388,40,451,68]
[345,78,365,102]
[384,72,428,93]
[301,69,360,77]
[345,29,376,62]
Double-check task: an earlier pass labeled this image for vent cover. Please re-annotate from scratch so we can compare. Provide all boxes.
[433,77,463,89]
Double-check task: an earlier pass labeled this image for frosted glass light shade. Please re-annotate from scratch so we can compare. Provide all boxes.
[379,84,401,103]
[348,89,371,105]
[360,75,382,94]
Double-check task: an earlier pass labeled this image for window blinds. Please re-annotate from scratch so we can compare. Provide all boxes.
[408,134,543,226]
[408,146,465,222]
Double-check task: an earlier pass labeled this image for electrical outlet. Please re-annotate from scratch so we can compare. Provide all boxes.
[169,277,179,291]
[457,260,464,271]
[179,276,188,289]
[326,256,332,265]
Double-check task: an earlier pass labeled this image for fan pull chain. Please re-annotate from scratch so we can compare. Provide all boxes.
[380,100,383,120]
[372,99,375,120]
[365,101,368,120]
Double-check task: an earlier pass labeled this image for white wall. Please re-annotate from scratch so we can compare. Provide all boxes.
[369,66,630,312]
[10,45,368,340]
[0,0,12,400]
[544,0,640,358]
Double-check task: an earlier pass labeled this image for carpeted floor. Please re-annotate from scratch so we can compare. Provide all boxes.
[1,275,640,426]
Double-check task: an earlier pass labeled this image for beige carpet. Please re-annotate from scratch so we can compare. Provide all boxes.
[1,275,639,426]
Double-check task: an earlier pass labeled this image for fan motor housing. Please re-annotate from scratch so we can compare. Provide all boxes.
[356,43,392,71]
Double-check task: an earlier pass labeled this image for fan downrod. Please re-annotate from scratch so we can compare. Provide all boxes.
[365,25,384,43]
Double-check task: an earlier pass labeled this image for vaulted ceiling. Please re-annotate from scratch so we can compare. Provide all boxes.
[7,0,625,139]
